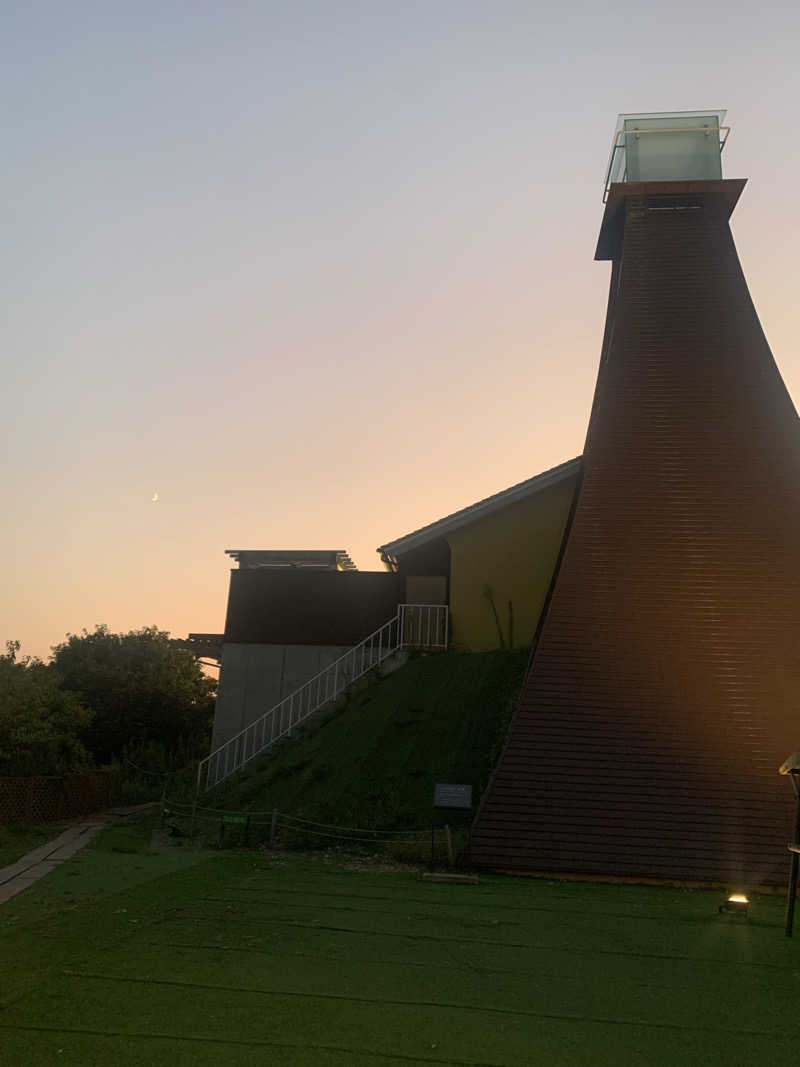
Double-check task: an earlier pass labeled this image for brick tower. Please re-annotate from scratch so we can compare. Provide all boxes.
[470,112,800,885]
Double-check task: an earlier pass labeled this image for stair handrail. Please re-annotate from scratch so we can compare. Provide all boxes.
[196,603,447,792]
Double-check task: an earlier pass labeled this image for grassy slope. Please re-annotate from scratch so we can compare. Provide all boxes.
[205,648,528,830]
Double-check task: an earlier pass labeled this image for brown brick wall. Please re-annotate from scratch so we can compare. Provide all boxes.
[470,187,800,884]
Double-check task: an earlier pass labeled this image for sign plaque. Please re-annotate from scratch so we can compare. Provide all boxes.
[434,783,472,810]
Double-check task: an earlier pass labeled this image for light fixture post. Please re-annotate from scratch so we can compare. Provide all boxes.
[779,752,800,937]
[785,770,800,937]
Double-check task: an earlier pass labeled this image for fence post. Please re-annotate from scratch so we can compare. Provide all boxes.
[445,824,454,868]
[191,762,203,838]
[270,808,279,848]
[158,772,168,829]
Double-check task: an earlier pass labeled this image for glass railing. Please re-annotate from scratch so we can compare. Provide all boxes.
[603,111,729,201]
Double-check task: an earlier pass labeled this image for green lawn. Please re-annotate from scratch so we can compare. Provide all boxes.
[0,821,72,868]
[2,822,799,1066]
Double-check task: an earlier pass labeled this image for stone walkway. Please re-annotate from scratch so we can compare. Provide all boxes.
[0,822,106,904]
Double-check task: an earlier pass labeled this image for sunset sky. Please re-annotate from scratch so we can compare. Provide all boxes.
[3,2,799,661]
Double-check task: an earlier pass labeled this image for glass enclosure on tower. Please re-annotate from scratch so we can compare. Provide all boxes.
[604,110,728,200]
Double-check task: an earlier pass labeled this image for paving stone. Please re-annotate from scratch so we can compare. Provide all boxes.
[0,822,106,904]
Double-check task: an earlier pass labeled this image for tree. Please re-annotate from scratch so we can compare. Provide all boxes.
[51,626,216,764]
[0,641,93,776]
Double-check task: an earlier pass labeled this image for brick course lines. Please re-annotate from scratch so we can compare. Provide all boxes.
[470,187,800,884]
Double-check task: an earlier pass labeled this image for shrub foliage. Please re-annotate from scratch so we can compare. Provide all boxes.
[0,641,93,775]
[51,625,216,764]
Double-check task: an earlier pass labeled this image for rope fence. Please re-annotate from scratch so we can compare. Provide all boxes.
[279,811,431,836]
[160,795,464,865]
[123,758,183,779]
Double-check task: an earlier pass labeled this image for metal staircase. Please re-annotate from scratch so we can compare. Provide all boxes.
[196,604,448,791]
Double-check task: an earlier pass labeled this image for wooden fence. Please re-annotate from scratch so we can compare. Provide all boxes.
[0,772,112,825]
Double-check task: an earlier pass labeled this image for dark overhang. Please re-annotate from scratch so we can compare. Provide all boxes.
[171,633,225,663]
[595,179,747,261]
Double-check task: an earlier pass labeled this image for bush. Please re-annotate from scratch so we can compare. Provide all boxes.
[51,625,215,763]
[0,642,93,776]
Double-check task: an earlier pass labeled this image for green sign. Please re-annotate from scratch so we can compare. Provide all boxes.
[221,813,249,827]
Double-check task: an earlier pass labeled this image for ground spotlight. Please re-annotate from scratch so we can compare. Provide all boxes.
[718,893,749,918]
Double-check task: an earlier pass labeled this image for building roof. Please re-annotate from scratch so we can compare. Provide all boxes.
[225,549,357,571]
[171,633,225,663]
[376,457,581,560]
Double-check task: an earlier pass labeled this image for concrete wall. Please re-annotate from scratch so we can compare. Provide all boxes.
[446,476,578,651]
[211,642,351,750]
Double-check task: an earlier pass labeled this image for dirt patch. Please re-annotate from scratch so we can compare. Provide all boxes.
[258,845,421,874]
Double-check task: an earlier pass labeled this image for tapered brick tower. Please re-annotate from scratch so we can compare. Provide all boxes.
[470,112,800,885]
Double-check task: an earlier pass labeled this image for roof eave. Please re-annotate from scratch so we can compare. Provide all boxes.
[376,457,581,558]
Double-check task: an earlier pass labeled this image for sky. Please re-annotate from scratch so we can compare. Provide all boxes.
[3,1,799,660]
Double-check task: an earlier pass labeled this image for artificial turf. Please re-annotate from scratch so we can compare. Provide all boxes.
[1,822,799,1065]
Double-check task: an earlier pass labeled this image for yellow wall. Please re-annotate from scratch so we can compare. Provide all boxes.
[446,476,578,651]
